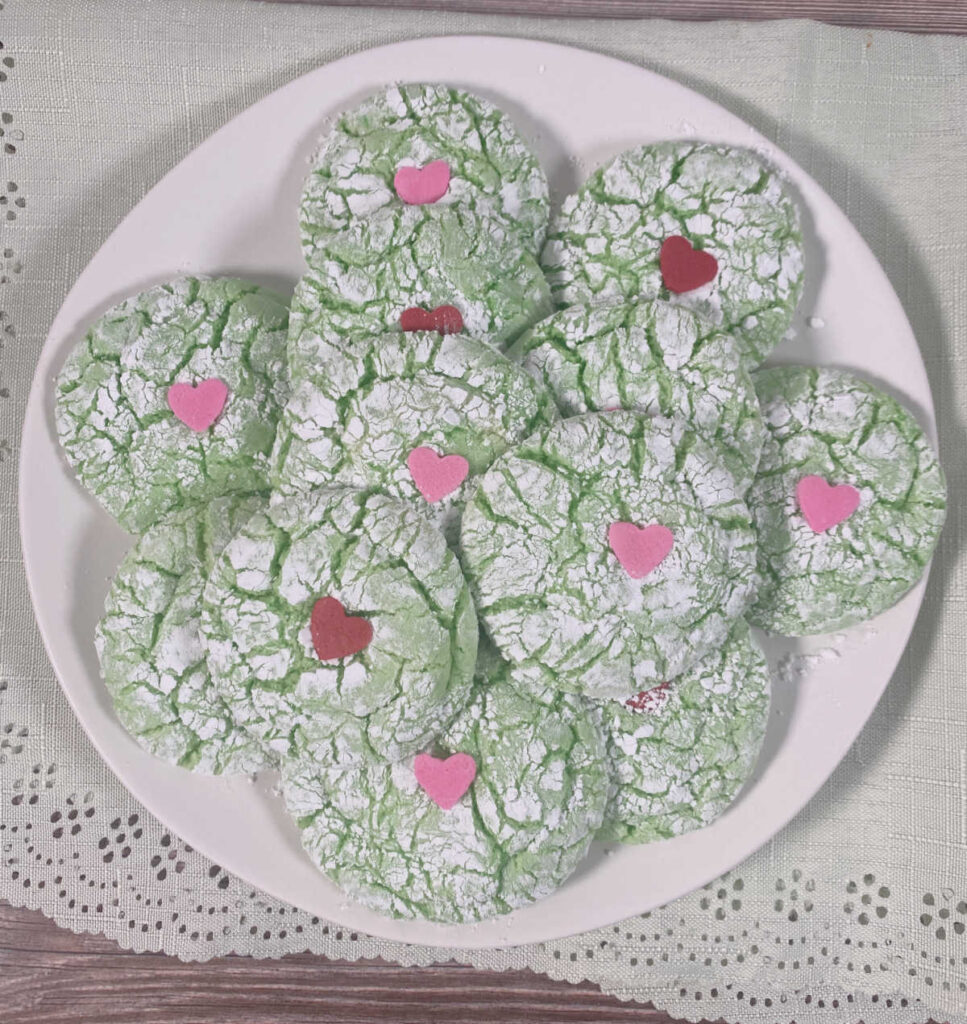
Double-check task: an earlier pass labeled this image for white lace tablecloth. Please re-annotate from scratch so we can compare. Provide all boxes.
[1,3,965,1021]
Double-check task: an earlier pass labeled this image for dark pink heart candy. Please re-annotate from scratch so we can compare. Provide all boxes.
[659,235,719,294]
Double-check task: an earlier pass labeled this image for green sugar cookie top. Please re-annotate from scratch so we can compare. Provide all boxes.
[300,83,549,263]
[272,329,556,540]
[460,411,758,698]
[508,299,765,492]
[542,142,805,366]
[200,487,478,766]
[55,277,289,533]
[597,618,770,844]
[748,365,946,636]
[288,207,551,372]
[282,656,610,923]
[96,495,272,775]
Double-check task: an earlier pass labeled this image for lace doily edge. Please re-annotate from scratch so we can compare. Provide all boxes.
[3,884,963,1024]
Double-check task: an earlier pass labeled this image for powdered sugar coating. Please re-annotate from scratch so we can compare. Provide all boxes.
[460,412,758,697]
[597,619,770,843]
[282,655,609,922]
[300,83,549,262]
[200,488,478,766]
[508,299,765,492]
[289,209,551,371]
[272,330,556,539]
[55,277,289,533]
[542,142,804,366]
[96,495,271,775]
[749,366,946,635]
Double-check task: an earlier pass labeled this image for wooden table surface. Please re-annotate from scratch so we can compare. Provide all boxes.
[0,903,670,1024]
[269,0,967,35]
[4,1,959,1021]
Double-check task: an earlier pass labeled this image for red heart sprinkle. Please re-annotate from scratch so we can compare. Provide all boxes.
[625,681,672,713]
[413,753,477,810]
[796,476,861,533]
[310,597,373,661]
[399,305,464,335]
[659,236,719,294]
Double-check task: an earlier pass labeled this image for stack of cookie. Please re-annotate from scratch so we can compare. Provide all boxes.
[55,84,946,924]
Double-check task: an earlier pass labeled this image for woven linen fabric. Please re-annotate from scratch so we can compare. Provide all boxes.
[1,3,965,1021]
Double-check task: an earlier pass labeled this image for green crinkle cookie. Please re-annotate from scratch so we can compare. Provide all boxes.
[508,299,765,493]
[55,277,289,533]
[596,619,770,844]
[748,366,946,636]
[272,330,556,540]
[300,83,549,263]
[95,495,272,775]
[200,487,478,766]
[289,208,551,372]
[282,654,610,923]
[542,142,805,367]
[460,411,758,698]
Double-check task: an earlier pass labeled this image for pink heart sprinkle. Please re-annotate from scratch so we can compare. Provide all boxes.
[166,378,229,432]
[406,446,469,503]
[393,160,451,205]
[796,475,861,533]
[413,753,476,811]
[608,522,675,579]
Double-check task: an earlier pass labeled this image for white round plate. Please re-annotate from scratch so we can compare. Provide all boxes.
[20,37,936,949]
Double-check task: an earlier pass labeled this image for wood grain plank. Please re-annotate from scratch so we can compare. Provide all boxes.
[260,0,967,35]
[0,903,678,1024]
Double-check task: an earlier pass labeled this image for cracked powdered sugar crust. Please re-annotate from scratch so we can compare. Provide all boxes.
[541,142,805,367]
[595,618,770,844]
[748,365,946,636]
[508,299,765,493]
[272,330,557,540]
[95,495,273,775]
[281,650,610,923]
[289,207,551,369]
[459,411,758,698]
[200,487,478,766]
[55,277,290,533]
[299,83,549,263]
